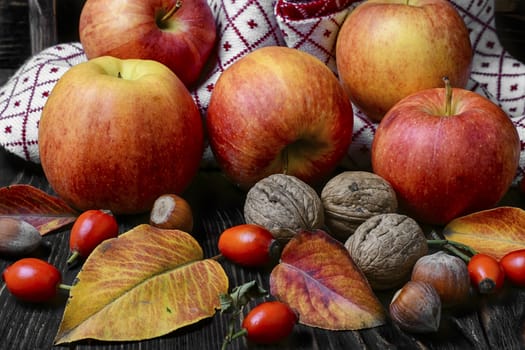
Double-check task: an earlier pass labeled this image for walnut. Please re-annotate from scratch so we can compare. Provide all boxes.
[321,171,397,241]
[345,213,428,290]
[244,174,324,241]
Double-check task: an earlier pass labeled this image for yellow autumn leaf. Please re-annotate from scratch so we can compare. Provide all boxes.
[55,224,229,344]
[270,229,386,330]
[443,206,525,259]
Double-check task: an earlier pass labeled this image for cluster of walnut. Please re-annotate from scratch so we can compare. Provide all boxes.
[244,171,400,242]
[243,171,431,289]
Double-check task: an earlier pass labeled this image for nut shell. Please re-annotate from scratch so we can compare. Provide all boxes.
[390,280,441,333]
[345,213,428,290]
[321,171,397,241]
[149,194,193,232]
[0,218,42,256]
[411,251,470,307]
[244,174,324,241]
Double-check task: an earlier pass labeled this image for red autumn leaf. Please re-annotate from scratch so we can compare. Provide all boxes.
[0,185,78,235]
[270,229,386,330]
[443,206,525,259]
[55,224,229,344]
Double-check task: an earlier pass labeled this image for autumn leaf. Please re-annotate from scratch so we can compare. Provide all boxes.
[54,224,229,344]
[0,185,78,235]
[443,206,525,259]
[269,229,386,330]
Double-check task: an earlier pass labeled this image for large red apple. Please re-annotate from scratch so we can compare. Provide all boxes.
[79,0,216,87]
[38,56,204,214]
[206,46,354,189]
[336,0,472,121]
[371,79,520,225]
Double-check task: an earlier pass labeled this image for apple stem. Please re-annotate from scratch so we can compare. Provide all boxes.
[443,76,452,116]
[161,0,183,23]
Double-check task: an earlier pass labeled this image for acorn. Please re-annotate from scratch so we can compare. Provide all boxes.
[389,280,441,333]
[149,194,193,232]
[411,251,471,307]
[0,218,42,256]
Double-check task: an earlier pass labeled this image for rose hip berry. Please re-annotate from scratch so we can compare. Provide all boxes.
[500,249,525,287]
[218,224,280,267]
[468,253,505,294]
[242,301,297,344]
[2,258,66,302]
[67,209,119,264]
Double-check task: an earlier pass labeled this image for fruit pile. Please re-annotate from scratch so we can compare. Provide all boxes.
[2,0,524,347]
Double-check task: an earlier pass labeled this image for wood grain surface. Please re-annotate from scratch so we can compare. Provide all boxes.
[2,144,525,350]
[0,0,31,69]
[0,142,525,350]
[1,2,525,350]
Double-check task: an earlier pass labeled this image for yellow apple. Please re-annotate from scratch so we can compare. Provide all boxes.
[336,0,473,121]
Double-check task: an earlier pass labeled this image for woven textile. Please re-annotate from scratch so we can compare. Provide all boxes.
[0,0,524,180]
[0,43,86,162]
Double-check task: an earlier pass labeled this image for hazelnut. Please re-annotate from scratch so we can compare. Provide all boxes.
[411,251,470,307]
[390,280,441,333]
[0,218,42,256]
[149,194,193,232]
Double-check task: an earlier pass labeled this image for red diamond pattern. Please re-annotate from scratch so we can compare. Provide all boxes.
[0,43,86,162]
[456,0,525,117]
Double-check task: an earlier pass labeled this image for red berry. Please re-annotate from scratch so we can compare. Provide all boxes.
[242,301,297,344]
[218,224,279,267]
[500,249,525,287]
[468,253,505,294]
[67,209,119,264]
[2,258,62,302]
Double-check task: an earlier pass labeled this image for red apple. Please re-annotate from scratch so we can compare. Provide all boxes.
[38,56,204,214]
[371,79,520,225]
[206,46,354,189]
[79,0,216,87]
[336,0,472,121]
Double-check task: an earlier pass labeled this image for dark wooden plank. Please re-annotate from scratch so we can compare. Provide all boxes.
[495,1,525,62]
[0,0,31,68]
[55,0,85,43]
[0,68,16,86]
[28,0,57,54]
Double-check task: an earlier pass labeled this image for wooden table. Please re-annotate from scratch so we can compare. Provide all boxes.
[2,132,525,350]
